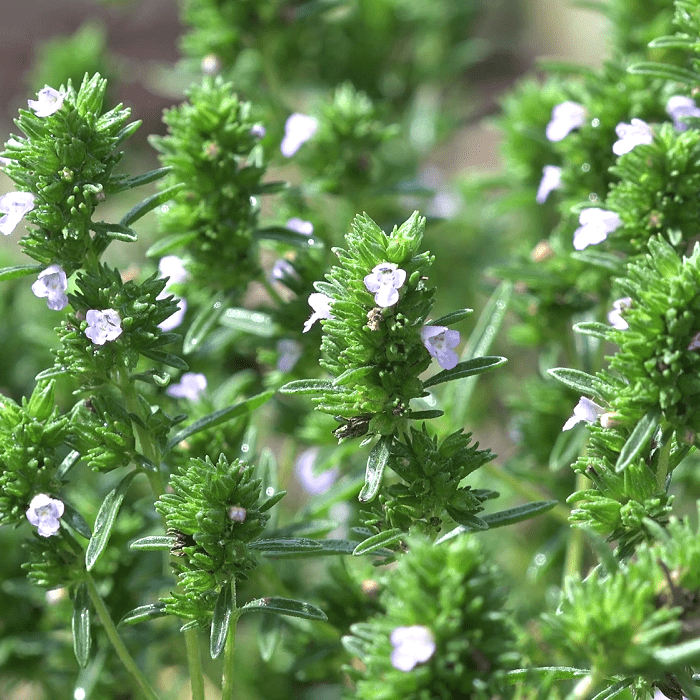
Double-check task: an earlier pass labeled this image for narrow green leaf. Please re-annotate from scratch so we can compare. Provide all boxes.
[0,263,42,281]
[61,502,92,539]
[615,409,661,472]
[481,501,558,528]
[86,471,137,571]
[139,347,189,370]
[258,614,282,662]
[252,181,288,195]
[210,583,234,659]
[249,538,323,555]
[359,436,392,503]
[240,597,327,621]
[503,667,591,683]
[56,450,82,480]
[129,535,176,551]
[430,308,473,326]
[628,62,700,84]
[118,603,168,627]
[648,34,698,49]
[352,528,403,555]
[120,184,184,228]
[653,636,700,666]
[91,221,137,242]
[254,225,323,248]
[35,365,71,381]
[183,292,229,355]
[167,390,274,451]
[572,321,612,341]
[407,409,444,420]
[571,250,625,272]
[146,231,198,258]
[251,538,363,558]
[109,167,171,194]
[333,366,376,387]
[547,367,598,396]
[549,428,586,472]
[278,379,334,395]
[72,582,91,668]
[220,308,276,337]
[423,356,507,389]
[590,679,634,700]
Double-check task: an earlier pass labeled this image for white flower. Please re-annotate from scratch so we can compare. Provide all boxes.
[286,217,314,236]
[390,625,436,672]
[250,124,266,139]
[159,296,187,331]
[421,325,460,370]
[688,332,700,351]
[612,118,653,156]
[26,494,64,537]
[0,191,35,235]
[666,95,700,131]
[562,396,606,431]
[608,297,632,330]
[166,372,207,401]
[364,263,407,308]
[272,259,297,281]
[546,101,586,142]
[536,165,563,204]
[281,113,318,157]
[277,339,302,372]
[85,309,123,345]
[31,264,69,311]
[158,255,189,286]
[573,208,622,250]
[303,292,334,333]
[27,86,66,117]
[295,448,338,495]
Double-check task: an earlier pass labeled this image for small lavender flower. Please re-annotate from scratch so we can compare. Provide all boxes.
[546,101,586,142]
[294,448,338,495]
[612,118,653,156]
[608,297,632,330]
[26,494,64,537]
[27,86,66,117]
[303,293,334,333]
[158,296,187,332]
[562,396,606,431]
[250,124,266,139]
[0,191,35,235]
[390,625,436,672]
[536,165,563,204]
[166,372,207,401]
[363,263,407,307]
[573,208,622,251]
[158,255,189,286]
[31,264,68,311]
[421,326,460,370]
[286,217,314,236]
[277,339,302,372]
[85,308,123,345]
[688,332,700,351]
[271,258,297,281]
[666,95,700,131]
[281,113,318,157]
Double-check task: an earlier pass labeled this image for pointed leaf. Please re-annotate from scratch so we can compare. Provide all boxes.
[252,181,288,195]
[146,231,198,258]
[352,528,403,556]
[359,436,392,502]
[249,538,323,555]
[549,428,586,472]
[653,636,700,666]
[61,502,92,539]
[279,379,334,395]
[571,249,624,272]
[86,471,137,571]
[183,293,229,355]
[548,368,598,396]
[573,321,612,341]
[118,603,168,627]
[0,263,42,281]
[333,366,376,387]
[210,582,234,659]
[615,409,661,472]
[220,308,276,337]
[628,61,700,84]
[503,667,591,683]
[254,225,323,248]
[139,347,188,370]
[56,450,82,480]
[129,535,176,551]
[109,167,171,194]
[91,221,137,242]
[407,409,444,420]
[423,356,507,389]
[120,184,184,228]
[258,613,282,662]
[72,582,91,668]
[240,597,327,621]
[430,308,473,326]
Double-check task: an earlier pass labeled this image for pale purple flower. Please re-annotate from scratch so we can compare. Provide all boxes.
[421,326,460,370]
[390,625,436,672]
[286,217,314,236]
[536,165,563,204]
[31,264,68,310]
[277,339,302,372]
[272,259,297,281]
[573,208,622,250]
[562,396,606,431]
[666,95,700,131]
[28,86,66,117]
[688,332,700,351]
[250,124,266,139]
[612,119,653,156]
[303,293,334,333]
[295,448,338,495]
[201,55,221,75]
[546,101,586,142]
[85,309,122,345]
[0,191,35,235]
[364,263,406,307]
[158,255,189,286]
[166,372,207,401]
[608,297,632,330]
[158,296,187,331]
[26,494,64,537]
[281,113,318,157]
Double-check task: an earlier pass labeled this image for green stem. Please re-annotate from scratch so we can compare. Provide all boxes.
[84,573,160,700]
[260,275,286,308]
[221,579,238,700]
[563,471,588,581]
[184,628,206,700]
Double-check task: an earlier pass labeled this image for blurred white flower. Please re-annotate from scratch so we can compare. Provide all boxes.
[158,255,189,286]
[0,191,35,235]
[608,297,632,330]
[281,113,318,157]
[390,625,436,672]
[612,118,653,156]
[286,217,314,236]
[277,339,302,372]
[167,372,207,401]
[31,264,68,311]
[26,494,64,537]
[546,101,586,142]
[562,397,606,431]
[666,95,700,131]
[28,86,66,117]
[295,448,338,495]
[303,292,334,333]
[536,165,562,204]
[573,208,622,250]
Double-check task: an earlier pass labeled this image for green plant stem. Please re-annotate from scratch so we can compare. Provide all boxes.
[84,572,160,700]
[184,628,206,700]
[563,471,588,581]
[221,579,238,700]
[260,275,286,308]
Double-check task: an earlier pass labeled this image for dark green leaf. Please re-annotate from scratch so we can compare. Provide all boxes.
[35,365,71,381]
[352,528,403,555]
[278,379,334,395]
[139,347,189,370]
[61,502,92,539]
[146,231,198,258]
[183,293,229,355]
[118,603,168,627]
[423,356,507,389]
[56,450,82,480]
[90,221,137,242]
[572,321,612,341]
[252,181,289,195]
[258,489,286,513]
[548,367,598,396]
[571,250,625,272]
[120,184,184,228]
[240,597,327,621]
[254,225,323,248]
[503,667,591,683]
[628,62,700,84]
[220,308,276,337]
[333,366,376,387]
[407,410,444,420]
[249,538,324,555]
[210,583,234,659]
[129,535,176,551]
[481,501,558,528]
[72,582,91,668]
[86,471,137,571]
[615,409,660,472]
[109,167,171,194]
[0,264,42,281]
[430,308,473,326]
[359,436,392,502]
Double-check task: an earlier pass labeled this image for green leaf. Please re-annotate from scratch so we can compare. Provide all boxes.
[572,321,612,341]
[615,409,660,472]
[549,428,586,472]
[254,225,323,248]
[210,583,234,659]
[278,379,334,395]
[653,636,700,666]
[359,436,392,503]
[547,367,598,396]
[118,603,168,627]
[72,582,91,668]
[120,184,184,228]
[252,181,288,195]
[109,167,171,194]
[423,356,507,389]
[129,535,176,551]
[648,34,698,49]
[249,538,324,555]
[139,347,189,370]
[430,308,473,326]
[91,221,137,242]
[220,308,276,337]
[86,471,137,571]
[628,62,700,84]
[0,264,42,281]
[146,231,198,258]
[61,502,92,539]
[503,667,591,683]
[167,390,274,451]
[333,366,376,387]
[258,614,282,662]
[183,292,229,355]
[407,409,444,420]
[57,450,82,480]
[35,365,71,381]
[591,679,634,700]
[352,528,403,555]
[570,250,625,272]
[240,597,327,621]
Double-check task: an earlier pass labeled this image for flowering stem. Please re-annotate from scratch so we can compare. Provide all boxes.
[84,572,161,700]
[221,579,239,700]
[184,628,205,700]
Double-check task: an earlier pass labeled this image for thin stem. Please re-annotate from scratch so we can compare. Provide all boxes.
[563,471,588,581]
[260,275,286,308]
[85,573,160,700]
[221,579,238,700]
[184,628,206,700]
